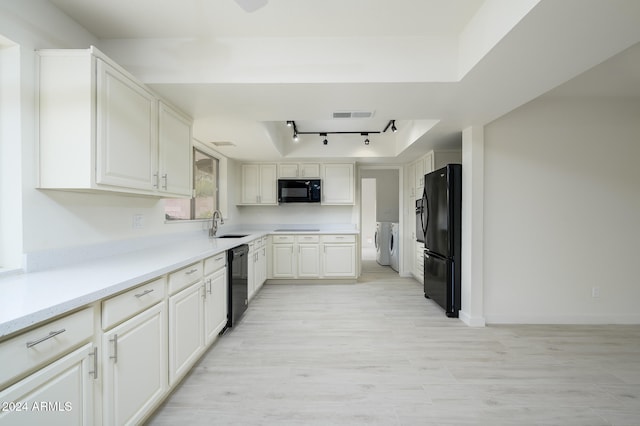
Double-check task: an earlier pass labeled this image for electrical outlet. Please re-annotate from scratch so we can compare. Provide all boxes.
[132,214,145,229]
[591,286,600,298]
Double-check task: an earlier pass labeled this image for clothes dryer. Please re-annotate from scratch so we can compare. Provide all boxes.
[375,222,391,266]
[389,222,399,272]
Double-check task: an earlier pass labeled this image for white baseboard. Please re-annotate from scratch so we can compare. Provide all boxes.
[459,310,486,327]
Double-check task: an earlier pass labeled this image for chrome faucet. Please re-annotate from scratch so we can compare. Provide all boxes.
[209,209,224,237]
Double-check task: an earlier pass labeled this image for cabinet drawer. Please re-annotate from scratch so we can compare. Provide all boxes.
[0,306,94,388]
[272,235,295,243]
[102,277,166,330]
[168,261,203,294]
[296,235,319,243]
[321,234,356,243]
[204,252,226,275]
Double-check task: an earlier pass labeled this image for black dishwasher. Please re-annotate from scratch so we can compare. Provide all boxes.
[225,244,249,330]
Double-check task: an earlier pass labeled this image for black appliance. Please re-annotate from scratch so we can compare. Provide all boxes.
[226,244,249,330]
[415,198,425,243]
[278,179,321,203]
[422,164,462,317]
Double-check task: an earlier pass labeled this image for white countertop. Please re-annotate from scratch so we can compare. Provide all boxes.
[0,227,358,340]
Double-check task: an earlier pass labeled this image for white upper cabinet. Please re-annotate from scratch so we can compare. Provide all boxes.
[158,101,193,197]
[37,47,193,198]
[96,59,158,192]
[321,163,355,205]
[240,163,277,205]
[278,163,321,178]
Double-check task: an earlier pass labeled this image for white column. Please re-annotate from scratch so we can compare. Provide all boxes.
[460,126,485,326]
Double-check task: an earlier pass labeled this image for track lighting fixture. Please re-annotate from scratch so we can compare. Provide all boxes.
[383,119,398,133]
[285,120,397,144]
[362,133,370,145]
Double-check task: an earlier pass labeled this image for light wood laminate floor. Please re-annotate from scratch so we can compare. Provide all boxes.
[147,259,640,425]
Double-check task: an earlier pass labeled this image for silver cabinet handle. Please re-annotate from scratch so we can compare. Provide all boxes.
[162,173,168,190]
[186,268,199,275]
[135,288,154,298]
[207,278,212,294]
[110,334,118,363]
[26,328,66,348]
[153,173,159,188]
[215,255,224,261]
[89,346,98,380]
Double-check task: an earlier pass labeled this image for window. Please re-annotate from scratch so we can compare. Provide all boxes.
[165,148,219,221]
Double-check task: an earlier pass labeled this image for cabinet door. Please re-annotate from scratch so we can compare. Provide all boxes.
[322,244,356,277]
[247,248,256,300]
[96,59,158,191]
[0,343,94,426]
[300,163,320,177]
[259,164,278,204]
[272,244,295,278]
[298,244,320,278]
[278,163,299,178]
[204,268,227,346]
[168,282,205,385]
[103,303,167,426]
[322,164,354,205]
[258,245,267,289]
[158,102,192,197]
[241,164,260,204]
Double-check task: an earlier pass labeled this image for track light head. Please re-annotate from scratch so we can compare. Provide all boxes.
[364,138,370,145]
[391,120,397,132]
[286,121,293,127]
[293,132,299,142]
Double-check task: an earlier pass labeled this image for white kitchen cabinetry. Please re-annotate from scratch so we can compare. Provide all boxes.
[158,101,193,197]
[412,150,462,200]
[321,235,357,278]
[278,163,321,178]
[271,235,296,278]
[297,235,321,278]
[101,278,167,426]
[270,234,357,279]
[0,307,96,426]
[0,343,95,426]
[248,236,268,300]
[168,262,205,385]
[415,241,424,284]
[240,164,278,205]
[37,47,192,197]
[321,163,355,205]
[203,254,228,345]
[102,302,167,426]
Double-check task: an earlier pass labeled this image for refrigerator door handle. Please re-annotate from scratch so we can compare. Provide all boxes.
[422,188,429,239]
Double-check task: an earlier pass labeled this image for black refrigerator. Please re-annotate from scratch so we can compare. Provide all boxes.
[421,164,461,317]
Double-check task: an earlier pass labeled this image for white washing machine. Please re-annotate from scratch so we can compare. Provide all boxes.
[389,222,399,272]
[375,222,391,266]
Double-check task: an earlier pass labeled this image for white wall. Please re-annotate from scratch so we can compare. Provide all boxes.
[483,96,640,324]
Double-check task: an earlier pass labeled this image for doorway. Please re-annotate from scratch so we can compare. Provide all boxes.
[359,168,401,274]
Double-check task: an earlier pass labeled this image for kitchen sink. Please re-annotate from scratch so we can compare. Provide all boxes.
[216,234,248,238]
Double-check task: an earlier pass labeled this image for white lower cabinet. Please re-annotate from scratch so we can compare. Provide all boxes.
[248,237,268,300]
[0,342,95,426]
[321,236,357,278]
[168,282,204,386]
[270,234,357,279]
[102,302,167,426]
[203,253,228,346]
[298,243,320,277]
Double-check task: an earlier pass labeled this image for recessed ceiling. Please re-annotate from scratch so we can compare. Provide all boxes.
[47,0,640,162]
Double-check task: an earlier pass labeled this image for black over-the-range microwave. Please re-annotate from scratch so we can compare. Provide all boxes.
[277,179,321,203]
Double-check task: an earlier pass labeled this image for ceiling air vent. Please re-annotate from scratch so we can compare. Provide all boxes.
[332,111,374,119]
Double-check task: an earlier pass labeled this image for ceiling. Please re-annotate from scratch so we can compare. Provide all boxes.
[48,0,640,163]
